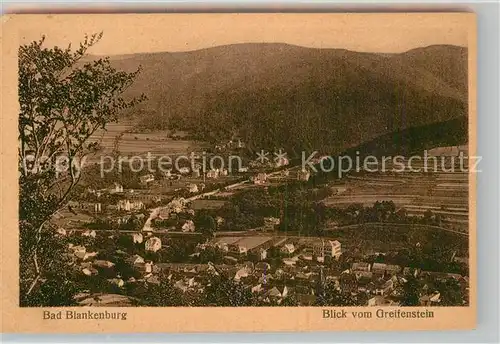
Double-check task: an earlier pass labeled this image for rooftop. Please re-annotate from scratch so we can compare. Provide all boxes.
[233,236,273,250]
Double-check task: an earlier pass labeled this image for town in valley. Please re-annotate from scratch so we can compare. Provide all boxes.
[48,135,470,307]
[19,32,470,308]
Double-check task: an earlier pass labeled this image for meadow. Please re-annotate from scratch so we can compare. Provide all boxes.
[88,121,209,163]
[322,168,469,232]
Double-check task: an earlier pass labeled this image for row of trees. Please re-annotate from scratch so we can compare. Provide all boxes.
[335,201,448,227]
[127,270,465,307]
[198,185,450,236]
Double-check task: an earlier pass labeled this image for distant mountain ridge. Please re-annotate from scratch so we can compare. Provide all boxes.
[99,43,468,155]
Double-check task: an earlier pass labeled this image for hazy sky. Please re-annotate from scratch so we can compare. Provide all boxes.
[16,13,473,55]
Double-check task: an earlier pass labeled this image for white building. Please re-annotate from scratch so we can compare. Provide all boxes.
[169,198,186,213]
[72,245,87,260]
[329,240,342,258]
[275,155,289,167]
[229,244,248,255]
[127,254,145,265]
[181,220,196,232]
[216,216,225,226]
[215,242,229,252]
[56,227,67,236]
[312,240,342,259]
[82,229,97,238]
[145,261,153,274]
[297,170,311,181]
[234,267,251,281]
[132,232,143,244]
[145,237,162,252]
[108,278,125,288]
[263,217,280,230]
[110,183,124,193]
[93,260,115,269]
[186,183,199,193]
[178,167,190,174]
[82,267,97,276]
[254,173,267,185]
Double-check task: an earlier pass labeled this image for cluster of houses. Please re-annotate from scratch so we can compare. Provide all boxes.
[56,142,468,307]
[348,262,468,307]
[205,168,229,179]
[67,197,149,216]
[86,182,124,198]
[67,200,104,214]
[156,198,188,221]
[80,181,164,211]
[248,160,283,170]
[117,199,146,212]
[62,223,468,307]
[262,217,281,231]
[139,174,155,186]
[251,169,313,185]
[159,166,234,181]
[162,164,234,180]
[144,237,465,306]
[215,138,246,152]
[204,236,343,265]
[64,230,164,287]
[152,256,468,307]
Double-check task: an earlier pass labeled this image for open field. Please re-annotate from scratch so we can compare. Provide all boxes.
[330,222,468,256]
[51,209,94,229]
[322,168,469,229]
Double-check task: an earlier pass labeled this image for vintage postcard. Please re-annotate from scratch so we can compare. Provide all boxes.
[1,13,477,333]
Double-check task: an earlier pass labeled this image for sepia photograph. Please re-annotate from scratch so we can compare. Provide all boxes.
[2,13,477,332]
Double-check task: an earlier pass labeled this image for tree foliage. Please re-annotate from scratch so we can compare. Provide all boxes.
[18,33,145,305]
[204,274,253,307]
[142,274,186,307]
[400,275,421,306]
[315,280,362,306]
